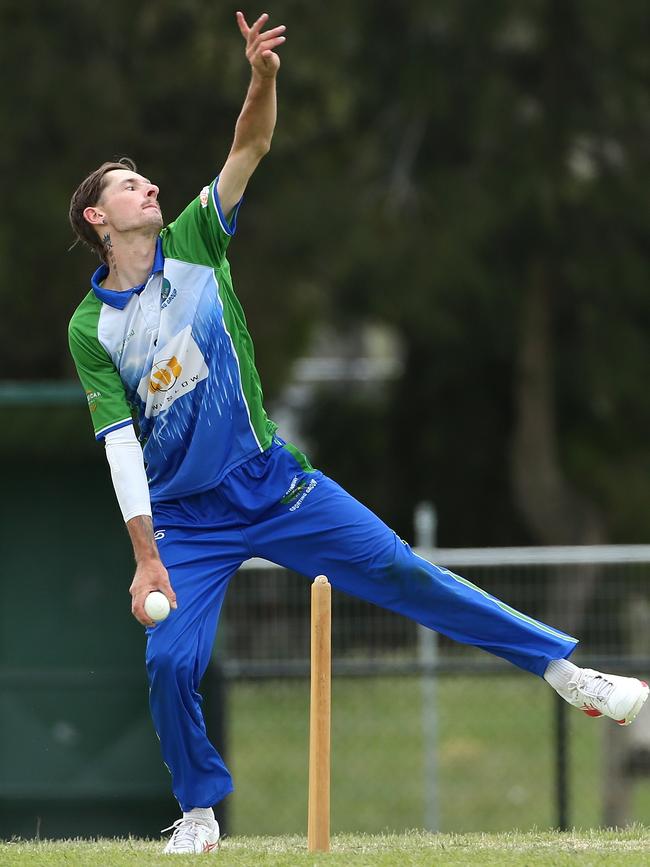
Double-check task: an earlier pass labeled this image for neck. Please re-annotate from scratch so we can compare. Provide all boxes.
[101,228,158,292]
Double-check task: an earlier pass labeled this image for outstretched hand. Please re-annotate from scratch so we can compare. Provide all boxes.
[236,11,286,77]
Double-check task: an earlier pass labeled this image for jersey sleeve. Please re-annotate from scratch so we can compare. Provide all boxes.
[68,316,133,441]
[161,177,242,268]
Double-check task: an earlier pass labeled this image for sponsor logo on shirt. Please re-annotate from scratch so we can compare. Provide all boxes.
[136,325,209,418]
[85,389,101,413]
[289,479,317,511]
[281,475,318,511]
[149,356,183,394]
[281,476,308,504]
[199,186,210,208]
[160,278,177,310]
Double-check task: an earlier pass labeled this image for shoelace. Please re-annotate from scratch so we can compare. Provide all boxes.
[161,818,205,849]
[572,673,615,705]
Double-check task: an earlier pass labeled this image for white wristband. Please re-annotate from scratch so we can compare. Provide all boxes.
[104,425,152,523]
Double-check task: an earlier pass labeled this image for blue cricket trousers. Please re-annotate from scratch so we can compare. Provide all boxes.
[147,439,577,811]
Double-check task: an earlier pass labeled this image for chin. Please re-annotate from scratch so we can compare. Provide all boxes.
[144,211,164,230]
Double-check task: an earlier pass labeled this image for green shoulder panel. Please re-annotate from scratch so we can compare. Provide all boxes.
[161,179,240,268]
[68,292,132,439]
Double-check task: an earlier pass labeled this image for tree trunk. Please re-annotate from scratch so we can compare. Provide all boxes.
[510,258,605,635]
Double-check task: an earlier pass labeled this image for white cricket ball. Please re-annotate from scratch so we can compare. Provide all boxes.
[144,591,171,622]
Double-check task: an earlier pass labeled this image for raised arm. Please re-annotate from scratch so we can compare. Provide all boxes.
[216,11,286,216]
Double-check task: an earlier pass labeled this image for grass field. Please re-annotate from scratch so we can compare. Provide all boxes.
[228,674,650,834]
[4,673,650,842]
[3,828,650,865]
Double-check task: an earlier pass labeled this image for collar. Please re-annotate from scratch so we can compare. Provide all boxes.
[91,236,165,310]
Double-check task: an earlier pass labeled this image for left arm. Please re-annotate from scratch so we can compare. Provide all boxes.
[217,11,287,217]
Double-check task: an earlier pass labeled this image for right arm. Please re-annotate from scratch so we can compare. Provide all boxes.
[163,13,286,269]
[126,515,177,627]
[69,310,176,627]
[216,11,286,218]
[104,424,177,626]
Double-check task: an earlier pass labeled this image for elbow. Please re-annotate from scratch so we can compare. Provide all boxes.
[254,137,272,158]
[229,135,272,169]
[243,138,271,168]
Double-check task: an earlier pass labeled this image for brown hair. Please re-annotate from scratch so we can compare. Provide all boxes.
[68,157,137,261]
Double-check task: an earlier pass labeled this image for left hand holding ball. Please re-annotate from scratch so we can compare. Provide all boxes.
[144,590,171,623]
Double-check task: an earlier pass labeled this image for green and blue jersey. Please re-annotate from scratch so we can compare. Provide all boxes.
[68,179,278,502]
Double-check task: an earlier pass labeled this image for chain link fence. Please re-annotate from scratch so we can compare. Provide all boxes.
[5,389,650,838]
[217,546,650,834]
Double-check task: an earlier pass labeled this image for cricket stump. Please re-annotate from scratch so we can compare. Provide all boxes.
[308,575,331,853]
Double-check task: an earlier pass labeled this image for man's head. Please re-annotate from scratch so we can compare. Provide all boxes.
[69,158,163,261]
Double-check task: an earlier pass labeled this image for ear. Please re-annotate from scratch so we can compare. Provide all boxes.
[83,206,107,226]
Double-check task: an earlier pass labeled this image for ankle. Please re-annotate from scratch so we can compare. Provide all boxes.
[544,658,581,692]
[183,806,215,824]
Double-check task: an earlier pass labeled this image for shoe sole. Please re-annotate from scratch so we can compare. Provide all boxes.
[617,680,649,726]
[163,840,219,855]
[582,706,603,718]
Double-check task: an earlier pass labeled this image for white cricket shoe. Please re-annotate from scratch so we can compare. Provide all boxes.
[560,668,649,725]
[162,817,220,854]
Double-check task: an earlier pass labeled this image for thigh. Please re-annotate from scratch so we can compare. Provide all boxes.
[248,474,578,675]
[146,496,249,669]
[247,472,404,607]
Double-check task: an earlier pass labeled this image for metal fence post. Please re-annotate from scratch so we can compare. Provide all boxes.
[414,502,439,832]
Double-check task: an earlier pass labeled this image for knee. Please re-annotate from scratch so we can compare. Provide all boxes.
[146,642,191,685]
[385,534,421,579]
[386,543,443,598]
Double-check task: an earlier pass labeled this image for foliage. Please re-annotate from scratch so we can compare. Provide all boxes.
[300,0,650,544]
[2,2,650,543]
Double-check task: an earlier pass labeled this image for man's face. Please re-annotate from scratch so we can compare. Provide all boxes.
[97,169,163,233]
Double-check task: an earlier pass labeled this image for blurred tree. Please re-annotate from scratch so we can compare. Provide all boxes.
[0,0,335,395]
[302,0,650,549]
[2,0,650,549]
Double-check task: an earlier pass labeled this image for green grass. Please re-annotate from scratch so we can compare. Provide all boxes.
[4,828,650,865]
[5,673,650,842]
[228,674,650,834]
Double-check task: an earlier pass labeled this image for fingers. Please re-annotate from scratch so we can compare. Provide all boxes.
[164,585,178,610]
[249,32,286,74]
[256,24,287,41]
[129,572,177,627]
[258,35,286,55]
[132,589,175,627]
[238,11,286,52]
[154,571,177,609]
[237,11,270,41]
[132,595,156,628]
[248,11,270,40]
[250,27,286,56]
[235,10,250,39]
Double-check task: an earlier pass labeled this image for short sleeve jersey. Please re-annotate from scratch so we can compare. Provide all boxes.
[68,179,278,503]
